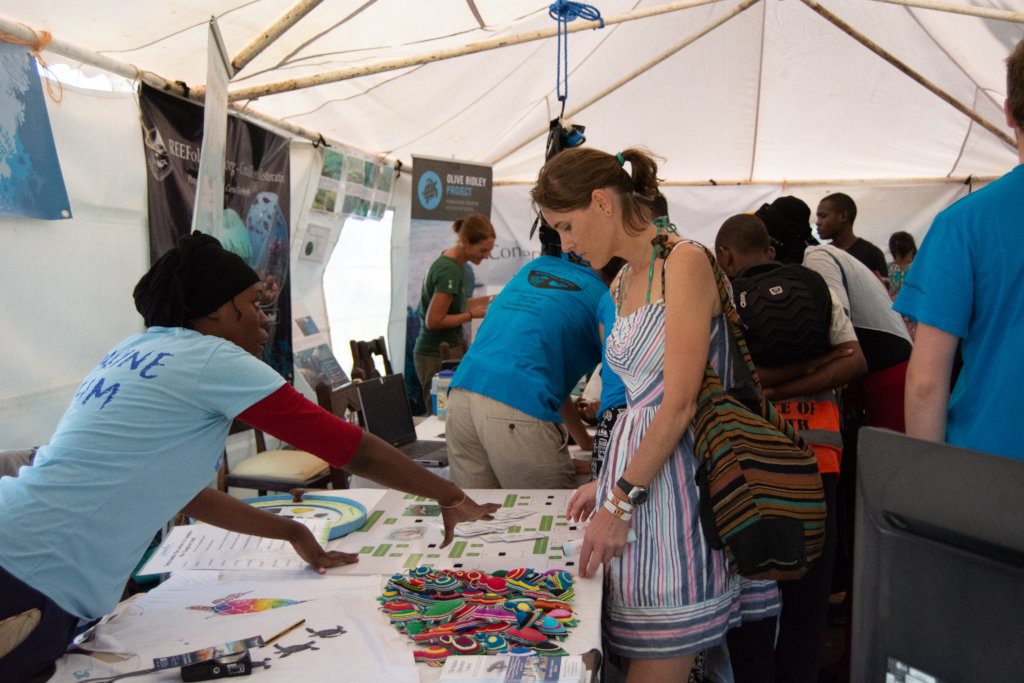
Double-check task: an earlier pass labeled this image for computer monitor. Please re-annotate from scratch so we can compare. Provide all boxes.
[852,428,1024,682]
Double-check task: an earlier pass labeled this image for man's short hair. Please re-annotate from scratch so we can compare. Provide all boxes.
[716,214,771,255]
[822,192,857,224]
[1007,39,1024,131]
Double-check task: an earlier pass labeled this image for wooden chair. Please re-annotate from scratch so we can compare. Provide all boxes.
[315,381,365,429]
[439,339,468,371]
[218,420,337,496]
[0,448,36,479]
[349,336,392,381]
[313,381,367,490]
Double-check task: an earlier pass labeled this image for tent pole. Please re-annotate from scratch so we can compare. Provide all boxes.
[800,0,1016,149]
[229,0,326,75]
[226,0,726,102]
[0,17,379,150]
[494,174,1000,186]
[870,0,1024,24]
[0,16,188,99]
[486,0,762,166]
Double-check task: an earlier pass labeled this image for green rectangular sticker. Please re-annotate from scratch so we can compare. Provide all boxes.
[503,493,517,507]
[448,541,467,558]
[358,510,384,532]
[373,544,392,557]
[533,537,549,554]
[539,516,553,532]
[403,553,422,569]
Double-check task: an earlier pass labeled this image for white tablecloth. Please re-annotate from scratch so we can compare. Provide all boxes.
[51,488,601,682]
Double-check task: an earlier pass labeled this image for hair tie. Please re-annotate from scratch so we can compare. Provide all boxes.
[615,152,626,167]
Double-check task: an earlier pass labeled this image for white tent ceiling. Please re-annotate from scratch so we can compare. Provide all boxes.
[6,0,1022,183]
[3,0,1023,449]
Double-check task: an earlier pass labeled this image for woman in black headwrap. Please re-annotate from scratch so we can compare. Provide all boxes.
[0,232,499,681]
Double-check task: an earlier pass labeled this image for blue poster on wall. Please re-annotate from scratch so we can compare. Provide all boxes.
[0,42,72,220]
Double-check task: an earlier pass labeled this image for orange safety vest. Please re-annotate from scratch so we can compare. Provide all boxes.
[774,397,843,475]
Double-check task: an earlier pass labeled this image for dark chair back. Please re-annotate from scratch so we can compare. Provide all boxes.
[350,336,392,380]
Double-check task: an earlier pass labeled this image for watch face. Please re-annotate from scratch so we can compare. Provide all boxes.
[628,487,648,506]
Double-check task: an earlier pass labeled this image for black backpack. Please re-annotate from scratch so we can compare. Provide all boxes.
[731,262,833,367]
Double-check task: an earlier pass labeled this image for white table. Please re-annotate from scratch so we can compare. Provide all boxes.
[52,489,601,682]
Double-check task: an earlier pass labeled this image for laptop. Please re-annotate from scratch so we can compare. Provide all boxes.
[356,374,448,467]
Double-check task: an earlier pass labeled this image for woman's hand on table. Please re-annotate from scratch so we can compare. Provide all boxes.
[578,506,631,579]
[567,480,599,522]
[287,524,359,573]
[438,494,501,548]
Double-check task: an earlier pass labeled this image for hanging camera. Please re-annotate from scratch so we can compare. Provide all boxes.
[544,117,586,162]
[531,117,588,245]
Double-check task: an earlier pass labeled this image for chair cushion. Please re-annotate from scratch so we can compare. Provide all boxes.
[230,449,329,481]
[0,450,35,479]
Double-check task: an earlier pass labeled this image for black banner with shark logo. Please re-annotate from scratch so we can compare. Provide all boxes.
[138,84,293,381]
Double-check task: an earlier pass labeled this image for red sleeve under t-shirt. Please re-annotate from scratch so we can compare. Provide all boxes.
[236,384,363,468]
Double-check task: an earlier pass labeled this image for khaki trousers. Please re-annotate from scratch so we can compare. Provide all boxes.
[445,388,576,489]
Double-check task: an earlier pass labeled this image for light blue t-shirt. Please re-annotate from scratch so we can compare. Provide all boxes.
[452,256,604,422]
[0,327,285,618]
[597,291,627,411]
[894,164,1024,460]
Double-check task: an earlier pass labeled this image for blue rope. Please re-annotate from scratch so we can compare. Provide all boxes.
[548,1,604,103]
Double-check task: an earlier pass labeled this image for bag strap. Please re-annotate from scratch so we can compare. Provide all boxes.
[692,245,762,393]
[821,248,849,294]
[652,233,764,409]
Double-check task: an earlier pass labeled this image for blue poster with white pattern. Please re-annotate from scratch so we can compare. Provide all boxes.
[0,42,71,220]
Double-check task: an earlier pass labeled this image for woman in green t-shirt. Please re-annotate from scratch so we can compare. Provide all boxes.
[413,214,496,411]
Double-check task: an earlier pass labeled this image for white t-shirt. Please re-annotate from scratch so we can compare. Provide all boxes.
[804,245,909,341]
[0,327,285,618]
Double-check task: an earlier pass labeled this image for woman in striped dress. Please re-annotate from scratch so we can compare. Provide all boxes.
[532,147,779,682]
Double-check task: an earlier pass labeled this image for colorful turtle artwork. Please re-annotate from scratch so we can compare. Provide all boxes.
[379,567,579,667]
[186,591,307,616]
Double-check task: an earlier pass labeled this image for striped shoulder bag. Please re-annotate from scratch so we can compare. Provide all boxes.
[687,244,826,581]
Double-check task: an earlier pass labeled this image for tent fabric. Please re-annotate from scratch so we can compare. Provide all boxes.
[2,0,1023,448]
[7,0,1021,181]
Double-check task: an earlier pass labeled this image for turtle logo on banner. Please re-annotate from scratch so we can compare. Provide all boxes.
[142,126,173,182]
[417,171,442,211]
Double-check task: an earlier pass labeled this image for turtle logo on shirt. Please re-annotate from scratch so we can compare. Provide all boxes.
[527,270,582,291]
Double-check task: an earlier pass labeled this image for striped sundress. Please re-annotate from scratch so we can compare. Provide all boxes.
[598,296,780,659]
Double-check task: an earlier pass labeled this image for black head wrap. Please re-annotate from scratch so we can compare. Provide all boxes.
[133,231,260,328]
[754,196,819,264]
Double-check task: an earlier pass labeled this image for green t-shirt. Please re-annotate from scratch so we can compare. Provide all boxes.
[414,254,466,356]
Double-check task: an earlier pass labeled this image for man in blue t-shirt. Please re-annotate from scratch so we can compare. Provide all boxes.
[894,39,1024,461]
[446,230,604,489]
